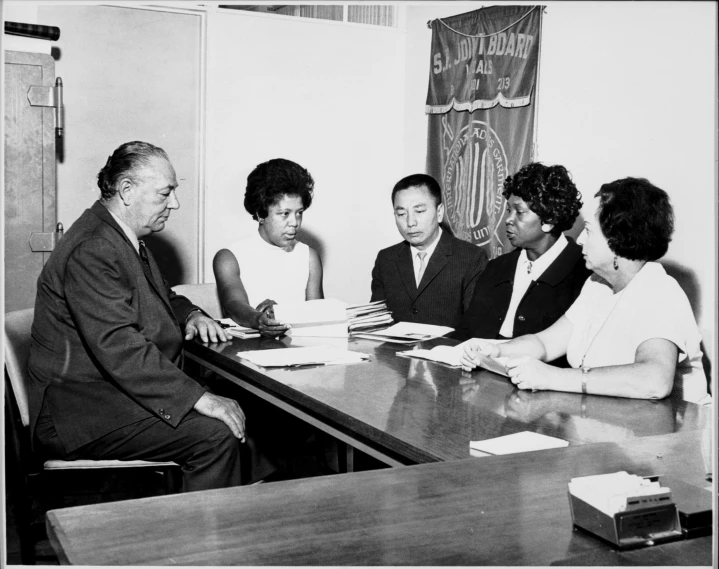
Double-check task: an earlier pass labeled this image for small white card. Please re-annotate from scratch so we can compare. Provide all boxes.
[470,431,569,456]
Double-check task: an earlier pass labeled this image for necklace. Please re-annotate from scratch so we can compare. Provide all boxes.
[580,288,625,369]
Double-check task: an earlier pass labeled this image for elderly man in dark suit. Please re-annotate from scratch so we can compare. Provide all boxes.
[371,174,488,328]
[28,141,273,492]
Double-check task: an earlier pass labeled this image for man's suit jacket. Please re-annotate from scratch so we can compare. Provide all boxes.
[28,201,206,454]
[370,230,488,328]
[453,237,591,342]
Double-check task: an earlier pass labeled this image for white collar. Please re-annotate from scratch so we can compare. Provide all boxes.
[410,227,443,260]
[107,206,140,253]
[518,233,568,277]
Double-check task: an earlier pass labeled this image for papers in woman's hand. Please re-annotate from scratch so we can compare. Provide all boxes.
[354,322,454,344]
[273,299,349,338]
[398,342,509,375]
[216,318,260,339]
[238,345,369,368]
[398,345,463,367]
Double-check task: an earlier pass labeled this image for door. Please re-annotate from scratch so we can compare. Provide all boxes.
[4,51,57,312]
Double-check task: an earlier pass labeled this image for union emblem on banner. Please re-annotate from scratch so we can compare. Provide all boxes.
[442,116,509,257]
[426,5,543,260]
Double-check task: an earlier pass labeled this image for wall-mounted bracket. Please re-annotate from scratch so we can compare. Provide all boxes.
[27,77,64,137]
[30,222,64,252]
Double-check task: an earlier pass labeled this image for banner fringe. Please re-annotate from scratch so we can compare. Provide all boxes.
[426,93,531,114]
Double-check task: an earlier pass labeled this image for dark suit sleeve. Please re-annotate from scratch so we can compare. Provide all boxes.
[370,252,385,302]
[462,248,489,312]
[64,238,206,426]
[150,262,205,328]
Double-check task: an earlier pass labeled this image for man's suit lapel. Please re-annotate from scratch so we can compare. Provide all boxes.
[416,231,451,296]
[90,202,176,319]
[393,243,419,301]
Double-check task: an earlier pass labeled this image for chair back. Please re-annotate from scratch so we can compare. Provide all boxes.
[172,283,223,320]
[4,308,35,427]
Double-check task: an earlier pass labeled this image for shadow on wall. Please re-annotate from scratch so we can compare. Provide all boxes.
[298,228,325,266]
[662,260,712,394]
[146,234,185,287]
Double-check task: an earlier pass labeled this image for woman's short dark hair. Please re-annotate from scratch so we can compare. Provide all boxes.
[502,162,582,236]
[97,141,169,200]
[244,158,314,220]
[595,177,674,261]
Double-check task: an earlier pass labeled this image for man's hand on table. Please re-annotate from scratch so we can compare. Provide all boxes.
[185,312,229,343]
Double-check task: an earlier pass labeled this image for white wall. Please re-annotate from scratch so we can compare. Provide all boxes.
[403,1,717,377]
[204,10,406,303]
[4,2,203,285]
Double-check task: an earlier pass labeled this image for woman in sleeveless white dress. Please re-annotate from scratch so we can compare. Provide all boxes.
[213,159,323,337]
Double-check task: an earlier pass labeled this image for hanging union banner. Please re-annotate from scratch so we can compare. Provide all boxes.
[426,5,543,259]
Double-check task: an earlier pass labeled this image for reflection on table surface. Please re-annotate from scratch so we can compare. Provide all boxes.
[187,334,710,464]
[45,429,713,566]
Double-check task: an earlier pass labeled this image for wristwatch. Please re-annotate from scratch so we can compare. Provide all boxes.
[581,364,591,394]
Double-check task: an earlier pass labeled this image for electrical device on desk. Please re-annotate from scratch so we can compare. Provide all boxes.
[567,472,703,549]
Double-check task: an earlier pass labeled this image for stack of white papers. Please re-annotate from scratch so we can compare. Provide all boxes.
[216,318,260,339]
[273,299,349,338]
[346,300,393,332]
[237,345,369,368]
[568,472,673,516]
[353,322,454,344]
[469,431,569,457]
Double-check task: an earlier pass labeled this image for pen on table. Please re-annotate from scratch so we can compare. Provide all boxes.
[214,320,232,329]
[287,362,327,368]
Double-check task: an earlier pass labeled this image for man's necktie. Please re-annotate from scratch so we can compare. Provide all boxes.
[139,240,151,267]
[416,251,428,285]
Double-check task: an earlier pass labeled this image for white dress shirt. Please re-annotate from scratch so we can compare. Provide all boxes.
[410,228,442,286]
[499,234,568,338]
[108,208,140,253]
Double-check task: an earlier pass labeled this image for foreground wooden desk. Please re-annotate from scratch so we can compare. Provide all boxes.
[185,335,709,467]
[46,430,713,566]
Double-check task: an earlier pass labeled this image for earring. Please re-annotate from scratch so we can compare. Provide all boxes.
[613,256,619,270]
[259,219,264,225]
[541,224,552,233]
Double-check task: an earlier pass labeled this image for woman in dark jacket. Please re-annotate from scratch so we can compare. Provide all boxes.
[454,163,591,362]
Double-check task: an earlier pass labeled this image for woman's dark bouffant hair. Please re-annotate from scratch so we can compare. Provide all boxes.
[244,158,314,221]
[596,177,674,261]
[502,162,582,237]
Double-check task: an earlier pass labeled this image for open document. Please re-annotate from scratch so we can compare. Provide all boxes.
[398,342,509,375]
[353,321,453,344]
[237,345,369,368]
[273,299,349,338]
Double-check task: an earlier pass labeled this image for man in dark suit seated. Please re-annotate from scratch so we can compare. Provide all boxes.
[370,174,488,328]
[28,141,274,492]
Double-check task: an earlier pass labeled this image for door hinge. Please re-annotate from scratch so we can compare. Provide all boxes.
[27,77,64,137]
[30,222,64,252]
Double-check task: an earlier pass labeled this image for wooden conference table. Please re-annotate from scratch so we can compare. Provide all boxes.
[182,334,710,468]
[46,335,714,565]
[46,429,713,565]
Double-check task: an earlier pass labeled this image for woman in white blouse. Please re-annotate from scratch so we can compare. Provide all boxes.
[460,177,710,404]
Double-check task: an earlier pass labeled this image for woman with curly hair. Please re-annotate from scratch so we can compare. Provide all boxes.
[460,177,710,404]
[454,163,591,358]
[213,158,323,337]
